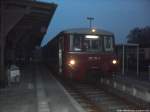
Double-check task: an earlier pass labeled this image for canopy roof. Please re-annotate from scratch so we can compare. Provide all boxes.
[2,0,57,60]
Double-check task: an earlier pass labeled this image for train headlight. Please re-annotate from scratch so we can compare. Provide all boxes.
[112,59,117,65]
[69,59,76,66]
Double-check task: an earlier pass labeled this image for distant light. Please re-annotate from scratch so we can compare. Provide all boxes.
[69,59,76,65]
[91,28,96,32]
[85,35,99,39]
[112,59,117,65]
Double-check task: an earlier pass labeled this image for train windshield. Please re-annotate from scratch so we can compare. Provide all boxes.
[70,34,113,52]
[70,34,102,52]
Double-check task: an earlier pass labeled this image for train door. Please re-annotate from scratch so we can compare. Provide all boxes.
[58,37,64,74]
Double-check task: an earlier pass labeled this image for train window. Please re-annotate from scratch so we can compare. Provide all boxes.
[104,36,113,52]
[70,34,74,51]
[70,34,103,52]
[83,38,102,52]
[73,36,82,51]
[70,34,82,51]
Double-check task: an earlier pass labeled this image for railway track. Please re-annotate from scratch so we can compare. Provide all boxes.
[58,78,150,112]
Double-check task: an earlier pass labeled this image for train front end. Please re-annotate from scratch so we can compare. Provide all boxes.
[63,28,119,80]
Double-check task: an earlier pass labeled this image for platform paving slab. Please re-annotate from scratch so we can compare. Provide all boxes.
[0,64,87,112]
[0,65,37,112]
[35,65,86,112]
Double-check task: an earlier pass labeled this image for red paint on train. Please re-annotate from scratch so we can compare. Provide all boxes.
[43,28,119,80]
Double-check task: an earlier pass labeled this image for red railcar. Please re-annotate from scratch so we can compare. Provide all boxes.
[44,28,119,80]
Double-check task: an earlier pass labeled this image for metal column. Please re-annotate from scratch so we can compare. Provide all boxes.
[136,45,139,77]
[122,44,125,75]
[87,17,94,28]
[0,0,6,87]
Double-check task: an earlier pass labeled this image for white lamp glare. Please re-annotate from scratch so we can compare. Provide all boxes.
[85,35,99,39]
[92,28,96,32]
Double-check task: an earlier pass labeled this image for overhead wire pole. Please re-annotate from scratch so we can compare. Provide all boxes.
[87,17,94,28]
[137,45,139,78]
[122,45,125,75]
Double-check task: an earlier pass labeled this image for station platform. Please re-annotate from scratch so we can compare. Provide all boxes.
[0,64,86,112]
[115,71,150,89]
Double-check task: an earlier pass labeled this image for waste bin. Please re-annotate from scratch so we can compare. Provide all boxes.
[8,65,21,83]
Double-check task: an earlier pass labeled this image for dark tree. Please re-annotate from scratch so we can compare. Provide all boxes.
[127,26,150,45]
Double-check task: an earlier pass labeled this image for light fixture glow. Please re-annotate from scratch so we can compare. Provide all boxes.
[85,35,99,39]
[112,59,117,64]
[91,28,96,32]
[69,59,76,65]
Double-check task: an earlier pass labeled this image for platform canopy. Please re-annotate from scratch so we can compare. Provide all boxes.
[1,0,57,63]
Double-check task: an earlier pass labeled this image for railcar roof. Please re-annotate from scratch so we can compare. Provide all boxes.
[63,28,114,35]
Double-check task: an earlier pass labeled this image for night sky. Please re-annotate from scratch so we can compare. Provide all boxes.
[39,0,150,46]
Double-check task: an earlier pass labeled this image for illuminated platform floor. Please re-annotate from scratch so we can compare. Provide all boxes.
[0,64,85,112]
